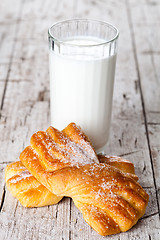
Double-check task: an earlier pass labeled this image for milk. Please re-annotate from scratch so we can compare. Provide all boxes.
[49,37,117,150]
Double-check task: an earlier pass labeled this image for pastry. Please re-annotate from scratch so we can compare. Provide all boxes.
[5,155,138,207]
[7,122,137,207]
[5,161,62,207]
[18,123,149,236]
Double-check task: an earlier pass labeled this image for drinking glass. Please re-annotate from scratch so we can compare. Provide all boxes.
[48,19,119,152]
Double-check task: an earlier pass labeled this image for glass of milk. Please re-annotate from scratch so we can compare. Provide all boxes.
[48,19,119,152]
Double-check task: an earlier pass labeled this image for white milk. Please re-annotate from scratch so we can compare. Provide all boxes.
[49,37,116,150]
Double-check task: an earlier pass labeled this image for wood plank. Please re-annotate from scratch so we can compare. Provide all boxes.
[0,81,5,108]
[0,194,71,240]
[0,165,6,213]
[0,0,22,111]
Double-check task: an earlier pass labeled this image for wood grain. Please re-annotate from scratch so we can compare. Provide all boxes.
[0,0,159,239]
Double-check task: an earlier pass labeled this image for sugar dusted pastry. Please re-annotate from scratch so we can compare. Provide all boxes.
[5,155,138,208]
[5,161,62,207]
[18,123,149,236]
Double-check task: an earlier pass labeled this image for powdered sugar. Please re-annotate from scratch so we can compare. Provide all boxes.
[9,171,32,184]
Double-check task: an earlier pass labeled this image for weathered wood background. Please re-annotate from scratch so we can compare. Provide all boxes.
[0,0,160,239]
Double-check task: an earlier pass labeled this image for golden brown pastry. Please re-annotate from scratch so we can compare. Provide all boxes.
[5,161,62,207]
[5,155,138,207]
[19,123,149,236]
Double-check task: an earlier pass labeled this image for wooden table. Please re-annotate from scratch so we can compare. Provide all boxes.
[0,0,160,239]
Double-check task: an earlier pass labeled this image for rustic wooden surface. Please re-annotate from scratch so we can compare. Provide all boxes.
[0,0,160,239]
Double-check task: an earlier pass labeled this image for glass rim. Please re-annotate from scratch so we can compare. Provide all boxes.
[48,18,119,47]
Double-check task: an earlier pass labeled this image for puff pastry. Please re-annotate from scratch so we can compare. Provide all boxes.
[17,123,149,236]
[5,161,62,207]
[5,155,138,207]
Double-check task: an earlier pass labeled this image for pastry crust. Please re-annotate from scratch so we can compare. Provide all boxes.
[5,161,62,207]
[18,123,149,235]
